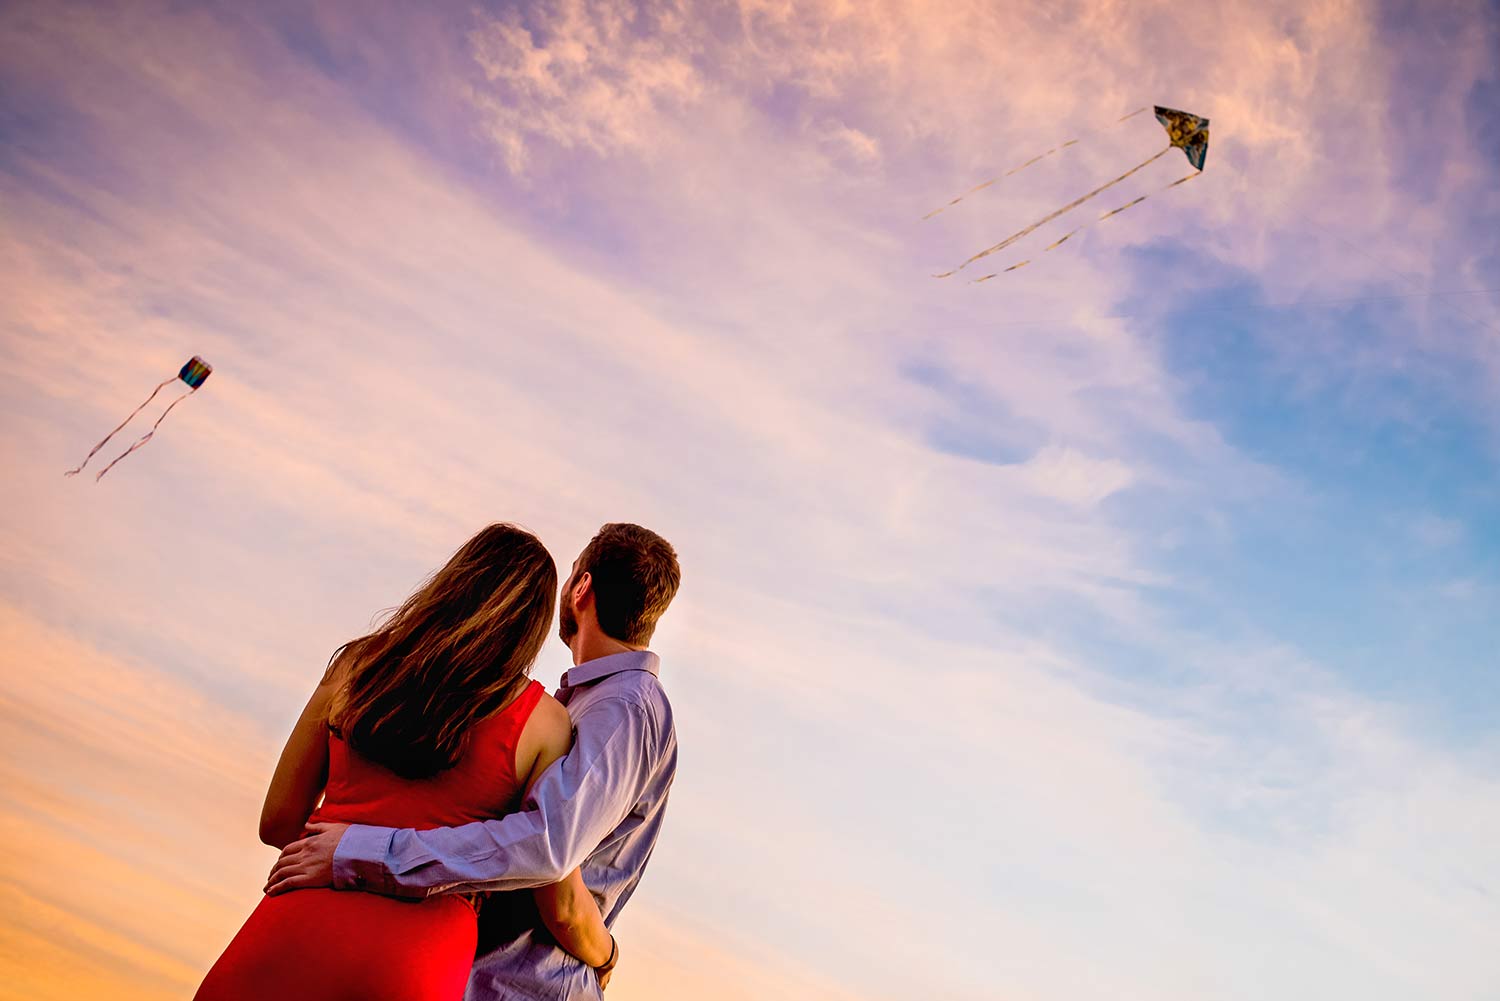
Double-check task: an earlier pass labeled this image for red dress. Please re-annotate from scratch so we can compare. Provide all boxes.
[195,680,546,1001]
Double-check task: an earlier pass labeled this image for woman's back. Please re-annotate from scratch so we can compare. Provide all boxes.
[310,679,545,831]
[196,679,552,1001]
[196,522,571,1001]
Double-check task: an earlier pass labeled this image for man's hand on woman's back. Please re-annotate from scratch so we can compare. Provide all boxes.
[265,821,349,895]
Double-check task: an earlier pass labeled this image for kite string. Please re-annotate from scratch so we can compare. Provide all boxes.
[64,377,177,477]
[921,106,1151,220]
[94,388,196,482]
[935,145,1172,277]
[1328,233,1499,335]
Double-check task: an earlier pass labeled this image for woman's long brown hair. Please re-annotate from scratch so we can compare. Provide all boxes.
[328,523,557,779]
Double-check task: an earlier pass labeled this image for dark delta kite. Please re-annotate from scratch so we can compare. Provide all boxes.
[928,105,1210,281]
[65,356,213,481]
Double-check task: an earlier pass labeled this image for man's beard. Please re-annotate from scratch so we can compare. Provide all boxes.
[558,593,578,645]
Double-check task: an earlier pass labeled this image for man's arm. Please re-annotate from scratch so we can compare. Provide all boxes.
[266,696,654,898]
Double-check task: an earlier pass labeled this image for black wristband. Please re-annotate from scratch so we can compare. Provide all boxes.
[599,934,617,970]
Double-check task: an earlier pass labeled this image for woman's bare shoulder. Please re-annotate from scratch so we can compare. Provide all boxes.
[528,690,572,743]
[518,689,573,785]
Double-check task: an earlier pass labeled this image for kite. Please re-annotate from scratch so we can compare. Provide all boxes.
[65,356,213,481]
[929,105,1209,280]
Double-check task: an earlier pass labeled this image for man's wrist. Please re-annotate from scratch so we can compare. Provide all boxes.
[331,824,395,891]
[597,934,618,972]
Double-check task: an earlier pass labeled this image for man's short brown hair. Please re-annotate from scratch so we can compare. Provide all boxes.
[578,523,681,645]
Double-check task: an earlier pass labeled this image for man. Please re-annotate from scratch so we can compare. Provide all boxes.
[266,523,682,998]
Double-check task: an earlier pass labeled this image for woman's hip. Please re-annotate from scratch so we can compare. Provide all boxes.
[195,889,477,1001]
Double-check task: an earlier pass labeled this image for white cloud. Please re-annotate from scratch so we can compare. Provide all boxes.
[465,0,704,173]
[1412,513,1465,548]
[1019,443,1136,507]
[815,117,881,167]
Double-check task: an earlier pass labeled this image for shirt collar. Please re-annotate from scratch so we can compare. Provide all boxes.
[560,649,660,690]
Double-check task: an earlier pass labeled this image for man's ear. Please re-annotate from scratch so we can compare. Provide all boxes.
[573,570,593,607]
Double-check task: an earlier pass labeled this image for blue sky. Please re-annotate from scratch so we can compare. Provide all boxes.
[2,1,1498,999]
[1132,235,1500,728]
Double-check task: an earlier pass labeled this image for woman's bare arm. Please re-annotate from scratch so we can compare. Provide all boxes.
[259,668,338,849]
[518,693,615,969]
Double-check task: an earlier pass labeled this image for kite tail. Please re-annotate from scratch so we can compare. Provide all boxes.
[1099,169,1200,221]
[937,145,1172,276]
[971,260,1033,283]
[921,106,1150,220]
[969,169,1202,283]
[93,388,195,482]
[920,141,1080,219]
[64,377,177,477]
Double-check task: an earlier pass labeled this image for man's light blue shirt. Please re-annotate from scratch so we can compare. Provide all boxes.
[332,650,677,1001]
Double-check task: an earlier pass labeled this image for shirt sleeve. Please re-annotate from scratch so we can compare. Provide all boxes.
[332,695,654,898]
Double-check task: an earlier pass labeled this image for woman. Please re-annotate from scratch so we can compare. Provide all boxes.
[195,523,617,1000]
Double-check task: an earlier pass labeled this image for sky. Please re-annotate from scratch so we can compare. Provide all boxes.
[1,0,1498,998]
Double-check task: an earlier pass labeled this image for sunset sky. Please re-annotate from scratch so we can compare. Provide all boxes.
[2,1,1498,999]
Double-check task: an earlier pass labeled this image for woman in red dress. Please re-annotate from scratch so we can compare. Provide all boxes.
[195,523,617,1001]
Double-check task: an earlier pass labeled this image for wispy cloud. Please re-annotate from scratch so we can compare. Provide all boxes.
[466,0,705,173]
[2,1,1498,998]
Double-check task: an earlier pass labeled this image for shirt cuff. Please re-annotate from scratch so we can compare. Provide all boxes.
[332,824,396,893]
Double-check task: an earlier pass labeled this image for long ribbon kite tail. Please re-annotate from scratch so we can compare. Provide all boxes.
[944,146,1172,274]
[1098,195,1149,222]
[972,168,1202,283]
[1100,170,1200,222]
[1044,225,1085,251]
[922,143,1078,221]
[971,260,1030,284]
[65,377,176,476]
[93,388,195,482]
[923,179,1000,221]
[975,223,1089,279]
[921,105,1149,221]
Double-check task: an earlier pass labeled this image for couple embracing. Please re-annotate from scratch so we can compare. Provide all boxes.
[195,522,682,1000]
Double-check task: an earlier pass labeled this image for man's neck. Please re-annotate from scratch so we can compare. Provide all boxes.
[570,631,645,666]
